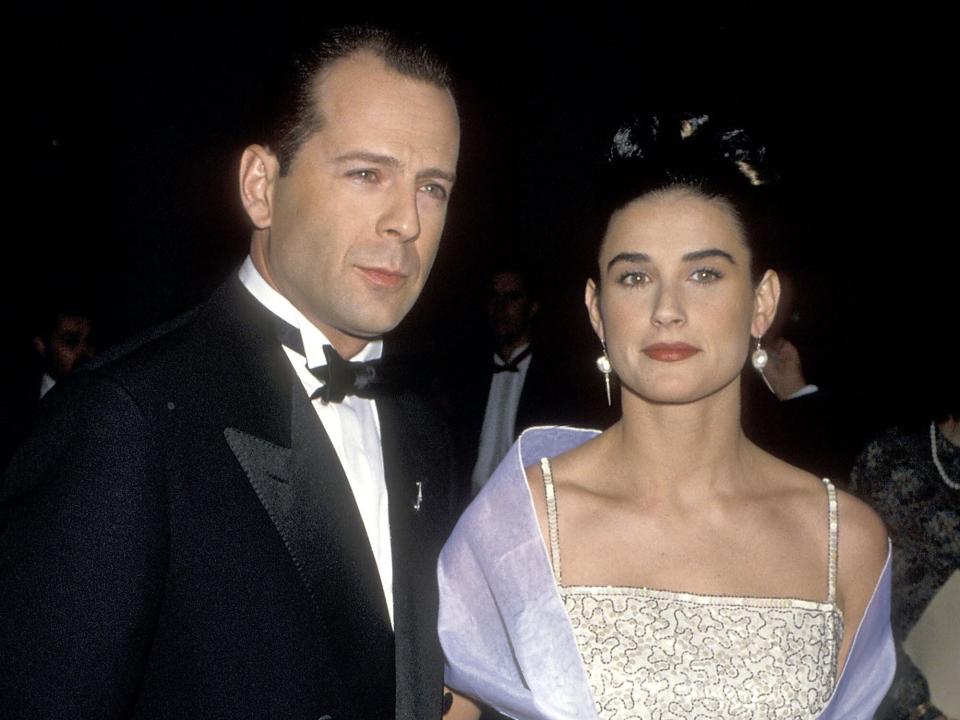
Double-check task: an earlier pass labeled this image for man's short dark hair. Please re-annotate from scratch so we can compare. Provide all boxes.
[488,261,542,302]
[33,303,93,343]
[268,26,453,175]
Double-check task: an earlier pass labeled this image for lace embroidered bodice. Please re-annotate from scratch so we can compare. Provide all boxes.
[540,458,844,720]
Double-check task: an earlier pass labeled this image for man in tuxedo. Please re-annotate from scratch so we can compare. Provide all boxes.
[1,307,95,470]
[33,310,96,399]
[1,27,460,719]
[741,270,867,482]
[444,266,598,507]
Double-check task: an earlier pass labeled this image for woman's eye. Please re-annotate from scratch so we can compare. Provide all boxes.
[618,271,650,286]
[690,268,722,283]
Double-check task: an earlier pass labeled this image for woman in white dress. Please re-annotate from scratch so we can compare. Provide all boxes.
[439,114,894,720]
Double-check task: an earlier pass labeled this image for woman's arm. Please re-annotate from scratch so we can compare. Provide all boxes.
[835,489,890,673]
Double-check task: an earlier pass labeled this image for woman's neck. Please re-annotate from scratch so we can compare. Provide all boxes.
[939,416,960,447]
[606,380,757,499]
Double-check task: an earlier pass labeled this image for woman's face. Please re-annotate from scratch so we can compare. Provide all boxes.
[586,188,779,405]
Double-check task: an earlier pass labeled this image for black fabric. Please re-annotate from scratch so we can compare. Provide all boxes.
[274,315,398,403]
[489,345,533,374]
[313,344,383,402]
[0,274,456,720]
[741,370,870,484]
[437,343,613,511]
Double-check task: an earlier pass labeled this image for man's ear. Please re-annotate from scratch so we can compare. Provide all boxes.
[751,269,781,338]
[239,144,280,229]
[32,336,47,357]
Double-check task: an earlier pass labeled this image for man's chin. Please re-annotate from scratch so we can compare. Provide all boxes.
[339,316,403,342]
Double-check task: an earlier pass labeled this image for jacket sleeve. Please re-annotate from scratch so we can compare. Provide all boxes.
[0,372,168,719]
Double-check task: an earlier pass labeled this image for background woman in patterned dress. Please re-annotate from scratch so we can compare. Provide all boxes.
[851,406,959,720]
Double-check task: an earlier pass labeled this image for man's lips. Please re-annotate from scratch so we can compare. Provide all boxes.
[356,266,408,288]
[642,343,701,362]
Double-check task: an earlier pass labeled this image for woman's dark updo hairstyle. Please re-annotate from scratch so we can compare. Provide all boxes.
[593,112,786,284]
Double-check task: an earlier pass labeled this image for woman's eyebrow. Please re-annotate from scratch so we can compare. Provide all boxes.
[606,252,650,273]
[682,249,736,264]
[605,249,736,273]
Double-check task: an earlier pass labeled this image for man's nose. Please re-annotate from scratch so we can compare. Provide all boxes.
[376,185,421,242]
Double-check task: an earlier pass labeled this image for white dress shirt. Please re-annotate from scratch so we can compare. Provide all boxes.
[239,258,394,627]
[39,373,56,399]
[471,344,532,495]
[784,384,820,401]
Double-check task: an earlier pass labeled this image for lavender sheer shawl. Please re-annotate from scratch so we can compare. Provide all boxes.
[438,426,895,720]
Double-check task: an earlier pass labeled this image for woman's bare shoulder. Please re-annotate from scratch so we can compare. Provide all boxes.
[524,433,606,489]
[523,435,607,537]
[757,452,888,569]
[836,487,889,573]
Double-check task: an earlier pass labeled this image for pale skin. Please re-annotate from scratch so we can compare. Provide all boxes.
[444,189,888,719]
[239,51,460,360]
[939,416,960,446]
[237,51,465,715]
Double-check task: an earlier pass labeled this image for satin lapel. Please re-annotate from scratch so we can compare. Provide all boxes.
[227,375,395,715]
[289,385,393,616]
[379,394,446,720]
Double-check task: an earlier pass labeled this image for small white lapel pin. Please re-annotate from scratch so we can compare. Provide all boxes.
[413,481,423,511]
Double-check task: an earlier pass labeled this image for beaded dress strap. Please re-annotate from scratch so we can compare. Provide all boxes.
[540,457,563,583]
[822,477,838,604]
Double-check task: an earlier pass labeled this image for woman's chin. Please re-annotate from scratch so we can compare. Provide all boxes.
[623,376,740,407]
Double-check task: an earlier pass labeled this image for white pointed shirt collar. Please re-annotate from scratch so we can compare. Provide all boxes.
[238,256,383,370]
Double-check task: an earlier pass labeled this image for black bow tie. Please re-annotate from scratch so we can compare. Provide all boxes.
[491,346,533,374]
[274,317,391,403]
[311,345,387,403]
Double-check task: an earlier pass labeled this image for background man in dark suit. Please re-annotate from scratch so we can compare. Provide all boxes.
[441,265,604,509]
[1,305,96,471]
[1,27,460,719]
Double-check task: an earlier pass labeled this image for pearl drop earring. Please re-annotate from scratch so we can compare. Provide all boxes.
[596,343,612,407]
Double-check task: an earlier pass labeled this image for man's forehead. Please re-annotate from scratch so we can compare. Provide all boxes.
[56,315,91,330]
[301,51,459,166]
[312,50,455,116]
[491,272,527,293]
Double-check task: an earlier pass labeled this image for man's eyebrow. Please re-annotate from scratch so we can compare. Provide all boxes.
[334,152,456,184]
[416,167,457,184]
[335,151,401,168]
[682,248,737,264]
[606,252,650,273]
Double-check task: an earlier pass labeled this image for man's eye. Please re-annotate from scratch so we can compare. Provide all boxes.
[349,169,379,183]
[420,183,448,200]
[618,271,649,286]
[690,268,723,282]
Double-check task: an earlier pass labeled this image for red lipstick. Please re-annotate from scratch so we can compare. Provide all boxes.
[642,343,700,362]
[357,266,407,289]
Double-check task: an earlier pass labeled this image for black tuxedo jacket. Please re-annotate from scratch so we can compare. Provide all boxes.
[0,277,456,719]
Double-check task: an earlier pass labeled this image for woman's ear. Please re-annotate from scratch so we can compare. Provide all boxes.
[585,278,605,344]
[751,269,781,338]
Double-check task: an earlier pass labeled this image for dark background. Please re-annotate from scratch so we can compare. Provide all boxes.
[9,6,956,432]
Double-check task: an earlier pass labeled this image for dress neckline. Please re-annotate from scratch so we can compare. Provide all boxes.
[540,455,843,616]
